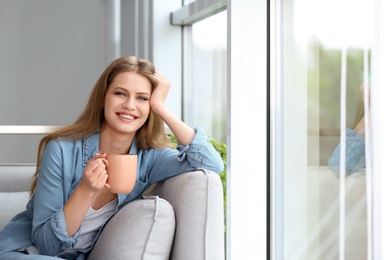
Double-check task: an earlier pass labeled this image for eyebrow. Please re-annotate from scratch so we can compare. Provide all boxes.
[137,92,150,96]
[113,87,150,96]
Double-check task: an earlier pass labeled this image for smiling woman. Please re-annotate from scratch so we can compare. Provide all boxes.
[101,71,152,146]
[0,56,224,259]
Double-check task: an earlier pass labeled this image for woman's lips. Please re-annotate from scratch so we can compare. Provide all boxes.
[118,113,136,120]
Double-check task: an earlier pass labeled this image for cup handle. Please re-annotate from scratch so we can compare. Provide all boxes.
[101,158,109,167]
[101,159,110,189]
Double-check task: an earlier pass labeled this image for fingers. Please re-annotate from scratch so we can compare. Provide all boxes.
[101,158,109,167]
[91,152,107,161]
[82,155,109,192]
[154,72,171,86]
[151,72,170,110]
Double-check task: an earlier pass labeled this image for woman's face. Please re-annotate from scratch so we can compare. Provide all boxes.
[102,71,152,137]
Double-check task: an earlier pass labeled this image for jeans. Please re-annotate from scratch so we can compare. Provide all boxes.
[0,252,60,259]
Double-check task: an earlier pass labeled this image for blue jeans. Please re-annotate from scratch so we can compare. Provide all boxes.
[0,252,59,259]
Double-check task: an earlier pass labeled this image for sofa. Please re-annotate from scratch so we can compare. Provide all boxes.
[0,164,225,260]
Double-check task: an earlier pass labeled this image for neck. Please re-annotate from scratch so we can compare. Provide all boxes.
[99,127,135,154]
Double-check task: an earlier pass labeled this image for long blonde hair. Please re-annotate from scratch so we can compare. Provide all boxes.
[30,56,172,195]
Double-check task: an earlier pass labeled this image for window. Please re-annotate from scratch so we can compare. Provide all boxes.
[183,11,227,143]
[271,0,374,258]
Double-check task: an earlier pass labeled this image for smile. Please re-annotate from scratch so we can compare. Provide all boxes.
[118,113,136,120]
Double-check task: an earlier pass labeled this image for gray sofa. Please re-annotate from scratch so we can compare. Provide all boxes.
[0,165,225,260]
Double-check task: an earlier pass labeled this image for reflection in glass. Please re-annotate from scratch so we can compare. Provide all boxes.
[328,84,367,175]
[274,0,373,259]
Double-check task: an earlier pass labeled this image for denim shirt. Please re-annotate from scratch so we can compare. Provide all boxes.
[328,128,366,175]
[0,127,224,259]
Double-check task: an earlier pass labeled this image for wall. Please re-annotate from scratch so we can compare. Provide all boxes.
[0,0,117,163]
[0,0,183,165]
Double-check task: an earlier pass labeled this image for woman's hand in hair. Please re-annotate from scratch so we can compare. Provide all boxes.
[150,72,170,113]
[150,72,195,146]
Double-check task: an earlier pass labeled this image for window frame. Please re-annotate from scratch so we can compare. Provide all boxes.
[172,0,270,259]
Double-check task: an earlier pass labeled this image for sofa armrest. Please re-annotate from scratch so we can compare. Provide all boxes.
[150,169,225,260]
[0,164,35,192]
[0,164,35,230]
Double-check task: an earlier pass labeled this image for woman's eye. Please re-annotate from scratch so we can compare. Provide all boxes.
[138,96,149,101]
[114,92,126,97]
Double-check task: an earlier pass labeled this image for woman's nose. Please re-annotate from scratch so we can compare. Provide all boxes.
[122,97,135,109]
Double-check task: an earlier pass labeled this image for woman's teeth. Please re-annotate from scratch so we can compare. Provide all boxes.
[119,114,134,120]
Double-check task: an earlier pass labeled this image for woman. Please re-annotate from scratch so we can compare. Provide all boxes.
[328,83,367,175]
[0,56,224,259]
[327,116,366,174]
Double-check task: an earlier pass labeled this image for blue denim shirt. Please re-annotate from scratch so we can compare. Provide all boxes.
[0,127,224,259]
[328,128,366,175]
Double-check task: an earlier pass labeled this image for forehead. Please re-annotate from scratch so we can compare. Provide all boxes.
[109,71,152,93]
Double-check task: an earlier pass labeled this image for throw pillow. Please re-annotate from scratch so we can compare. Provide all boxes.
[87,196,175,260]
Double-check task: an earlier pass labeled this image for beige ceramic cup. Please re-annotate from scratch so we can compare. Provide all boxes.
[104,154,137,194]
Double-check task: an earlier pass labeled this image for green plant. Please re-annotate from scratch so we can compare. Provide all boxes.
[209,139,227,217]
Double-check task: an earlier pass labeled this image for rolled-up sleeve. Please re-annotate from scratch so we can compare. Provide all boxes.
[147,127,224,184]
[328,128,366,174]
[176,127,224,172]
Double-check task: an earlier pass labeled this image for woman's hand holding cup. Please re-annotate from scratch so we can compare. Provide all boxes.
[81,153,109,192]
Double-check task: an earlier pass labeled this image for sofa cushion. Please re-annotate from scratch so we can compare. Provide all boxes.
[0,191,29,230]
[88,196,175,260]
[0,164,34,230]
[0,165,35,192]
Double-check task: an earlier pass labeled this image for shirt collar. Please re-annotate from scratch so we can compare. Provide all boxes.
[82,131,100,167]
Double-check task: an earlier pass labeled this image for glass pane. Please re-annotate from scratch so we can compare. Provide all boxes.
[274,0,373,258]
[184,12,228,249]
[184,11,227,144]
